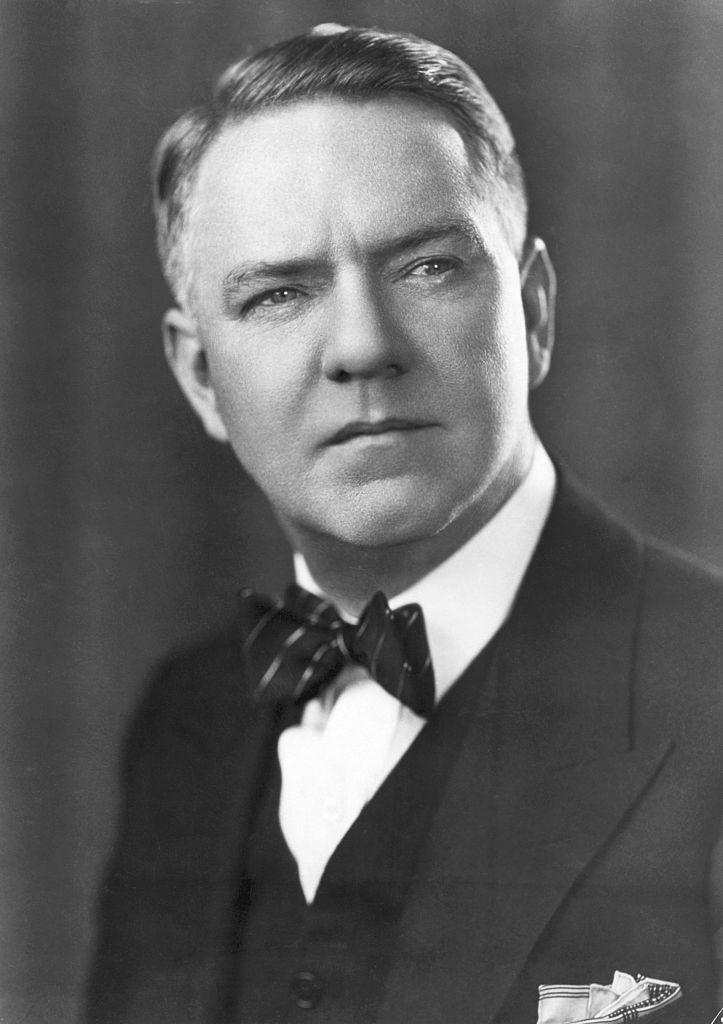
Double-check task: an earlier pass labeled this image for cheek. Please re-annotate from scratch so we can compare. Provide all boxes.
[206,339,300,436]
[441,301,527,413]
[211,368,295,487]
[475,286,530,398]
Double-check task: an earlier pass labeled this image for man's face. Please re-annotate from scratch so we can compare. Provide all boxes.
[168,97,550,550]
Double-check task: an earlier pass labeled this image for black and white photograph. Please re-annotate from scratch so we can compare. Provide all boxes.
[2,2,723,1023]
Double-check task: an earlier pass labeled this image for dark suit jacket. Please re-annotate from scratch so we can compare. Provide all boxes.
[87,476,723,1024]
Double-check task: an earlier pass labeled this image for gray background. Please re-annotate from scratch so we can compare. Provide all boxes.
[1,0,722,1020]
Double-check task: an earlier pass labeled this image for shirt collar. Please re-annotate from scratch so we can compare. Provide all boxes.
[295,439,557,701]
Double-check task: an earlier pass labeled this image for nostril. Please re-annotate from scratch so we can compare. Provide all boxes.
[330,363,403,383]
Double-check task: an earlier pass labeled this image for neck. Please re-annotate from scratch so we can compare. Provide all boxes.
[283,447,534,616]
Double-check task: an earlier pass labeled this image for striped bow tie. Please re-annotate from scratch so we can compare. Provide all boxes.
[238,584,436,717]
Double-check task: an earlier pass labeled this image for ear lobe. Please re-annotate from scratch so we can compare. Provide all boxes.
[162,308,229,442]
[520,237,556,391]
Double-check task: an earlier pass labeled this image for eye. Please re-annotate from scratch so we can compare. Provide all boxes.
[257,287,301,307]
[407,257,458,278]
[242,286,304,316]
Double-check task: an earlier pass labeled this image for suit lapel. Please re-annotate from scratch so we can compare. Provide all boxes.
[379,477,673,1024]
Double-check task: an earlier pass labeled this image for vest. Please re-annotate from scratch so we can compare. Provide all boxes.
[230,639,499,1023]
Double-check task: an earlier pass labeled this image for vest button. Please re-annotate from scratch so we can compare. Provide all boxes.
[291,970,325,1009]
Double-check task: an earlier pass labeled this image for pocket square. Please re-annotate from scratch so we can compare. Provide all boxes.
[537,970,681,1023]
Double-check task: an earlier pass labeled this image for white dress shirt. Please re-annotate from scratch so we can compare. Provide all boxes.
[278,440,557,902]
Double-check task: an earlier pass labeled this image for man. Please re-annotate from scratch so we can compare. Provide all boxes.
[87,24,723,1024]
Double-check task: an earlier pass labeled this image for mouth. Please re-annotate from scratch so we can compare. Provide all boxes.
[326,418,434,446]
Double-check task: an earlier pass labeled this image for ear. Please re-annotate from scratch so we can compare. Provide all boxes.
[162,308,229,442]
[519,236,556,390]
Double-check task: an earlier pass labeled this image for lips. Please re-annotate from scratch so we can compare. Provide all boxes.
[326,418,433,445]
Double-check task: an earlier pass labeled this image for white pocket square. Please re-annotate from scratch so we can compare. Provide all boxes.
[537,970,681,1023]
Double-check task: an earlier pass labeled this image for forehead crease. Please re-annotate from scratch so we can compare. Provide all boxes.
[188,98,490,297]
[221,214,486,282]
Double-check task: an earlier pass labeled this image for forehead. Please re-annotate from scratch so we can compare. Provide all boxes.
[187,97,496,290]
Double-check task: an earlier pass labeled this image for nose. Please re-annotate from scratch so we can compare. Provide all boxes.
[321,275,412,383]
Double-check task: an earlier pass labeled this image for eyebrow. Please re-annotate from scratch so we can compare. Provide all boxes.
[221,217,488,303]
[222,257,328,306]
[374,218,488,262]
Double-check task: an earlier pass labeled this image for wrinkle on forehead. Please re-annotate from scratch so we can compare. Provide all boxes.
[185,96,498,312]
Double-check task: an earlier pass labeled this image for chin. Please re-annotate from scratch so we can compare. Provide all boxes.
[312,479,462,549]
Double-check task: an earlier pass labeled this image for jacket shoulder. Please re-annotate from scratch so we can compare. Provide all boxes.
[125,620,252,764]
[642,534,723,615]
[550,472,722,727]
[635,537,723,722]
[556,470,723,624]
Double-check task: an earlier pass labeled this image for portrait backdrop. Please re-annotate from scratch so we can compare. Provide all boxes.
[1,0,722,1020]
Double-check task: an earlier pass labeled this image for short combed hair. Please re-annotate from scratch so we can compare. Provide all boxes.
[152,24,528,309]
